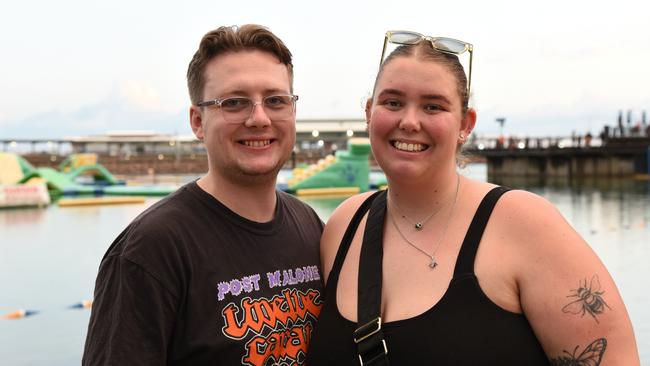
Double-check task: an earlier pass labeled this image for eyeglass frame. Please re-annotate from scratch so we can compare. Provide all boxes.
[380,30,473,94]
[196,94,299,123]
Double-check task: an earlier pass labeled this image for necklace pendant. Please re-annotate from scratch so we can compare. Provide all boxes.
[429,258,438,269]
[415,222,423,230]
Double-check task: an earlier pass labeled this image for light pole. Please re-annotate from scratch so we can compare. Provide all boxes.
[495,117,506,136]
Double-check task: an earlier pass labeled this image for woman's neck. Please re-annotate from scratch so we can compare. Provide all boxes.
[386,170,461,217]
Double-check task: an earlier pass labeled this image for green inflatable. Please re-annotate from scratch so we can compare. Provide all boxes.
[288,138,373,192]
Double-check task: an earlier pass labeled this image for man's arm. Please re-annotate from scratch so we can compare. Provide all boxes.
[82,254,178,366]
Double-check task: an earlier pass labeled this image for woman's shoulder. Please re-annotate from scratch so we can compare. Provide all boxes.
[327,190,379,225]
[459,180,574,256]
[323,190,378,246]
[484,185,584,261]
[494,188,567,235]
[465,180,556,216]
[320,191,378,282]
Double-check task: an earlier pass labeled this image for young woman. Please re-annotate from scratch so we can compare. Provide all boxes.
[307,31,639,365]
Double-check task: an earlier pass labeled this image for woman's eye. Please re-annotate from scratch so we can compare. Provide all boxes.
[381,99,402,109]
[424,104,443,112]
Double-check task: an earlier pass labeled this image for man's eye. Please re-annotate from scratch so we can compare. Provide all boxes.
[221,98,250,109]
[265,96,290,107]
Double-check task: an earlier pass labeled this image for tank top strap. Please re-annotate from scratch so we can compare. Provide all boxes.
[326,190,385,292]
[453,186,511,277]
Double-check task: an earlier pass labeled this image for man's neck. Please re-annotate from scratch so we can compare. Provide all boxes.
[196,171,278,223]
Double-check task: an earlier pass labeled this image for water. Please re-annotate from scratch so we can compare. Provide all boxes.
[1,164,648,365]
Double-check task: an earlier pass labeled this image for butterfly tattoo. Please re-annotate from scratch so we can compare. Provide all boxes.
[549,338,607,366]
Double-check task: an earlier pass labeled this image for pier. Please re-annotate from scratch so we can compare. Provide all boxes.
[2,118,649,178]
[466,135,650,178]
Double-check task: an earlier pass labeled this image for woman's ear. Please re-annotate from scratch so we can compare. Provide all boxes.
[364,98,373,129]
[461,108,477,137]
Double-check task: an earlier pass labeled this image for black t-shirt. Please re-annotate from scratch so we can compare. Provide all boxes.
[83,182,324,366]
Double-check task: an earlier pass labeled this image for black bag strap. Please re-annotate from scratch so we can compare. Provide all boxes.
[355,190,390,365]
[327,190,383,294]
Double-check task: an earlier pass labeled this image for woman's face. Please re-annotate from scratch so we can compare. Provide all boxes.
[366,56,474,181]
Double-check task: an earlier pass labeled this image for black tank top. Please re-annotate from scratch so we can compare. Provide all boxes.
[307,187,549,365]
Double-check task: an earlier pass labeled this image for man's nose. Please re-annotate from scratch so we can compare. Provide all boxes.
[244,103,271,128]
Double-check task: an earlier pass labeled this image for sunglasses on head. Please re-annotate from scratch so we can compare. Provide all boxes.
[381,30,473,93]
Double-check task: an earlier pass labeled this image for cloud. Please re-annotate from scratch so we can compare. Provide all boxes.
[0,80,190,139]
[115,80,163,111]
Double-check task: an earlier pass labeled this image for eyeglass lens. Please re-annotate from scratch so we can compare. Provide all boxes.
[390,32,466,54]
[390,32,422,44]
[432,38,466,53]
[221,95,295,123]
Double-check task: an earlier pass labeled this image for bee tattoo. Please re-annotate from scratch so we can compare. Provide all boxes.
[549,338,607,366]
[562,275,610,323]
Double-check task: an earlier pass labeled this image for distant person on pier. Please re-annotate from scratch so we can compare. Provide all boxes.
[584,132,593,147]
[307,30,640,365]
[83,25,323,366]
[496,134,505,148]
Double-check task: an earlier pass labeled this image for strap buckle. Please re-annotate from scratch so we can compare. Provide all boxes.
[357,339,388,365]
[354,317,382,343]
[354,317,389,365]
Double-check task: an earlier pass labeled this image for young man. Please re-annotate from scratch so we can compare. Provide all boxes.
[82,25,324,366]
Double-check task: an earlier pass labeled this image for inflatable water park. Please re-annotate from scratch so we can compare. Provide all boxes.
[286,138,386,196]
[0,152,177,208]
[1,138,385,209]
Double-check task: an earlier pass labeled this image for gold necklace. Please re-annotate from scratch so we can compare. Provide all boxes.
[388,174,460,269]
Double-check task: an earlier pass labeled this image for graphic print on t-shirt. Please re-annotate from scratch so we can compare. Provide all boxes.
[218,266,323,366]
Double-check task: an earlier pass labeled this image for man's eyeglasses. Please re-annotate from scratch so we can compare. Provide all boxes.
[381,30,473,93]
[196,94,299,124]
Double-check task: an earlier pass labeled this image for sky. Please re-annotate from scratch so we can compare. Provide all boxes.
[1,0,649,139]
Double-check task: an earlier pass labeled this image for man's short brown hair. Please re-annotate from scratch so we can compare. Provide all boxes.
[186,24,294,105]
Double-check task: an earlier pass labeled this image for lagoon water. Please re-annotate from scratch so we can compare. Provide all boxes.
[1,164,648,365]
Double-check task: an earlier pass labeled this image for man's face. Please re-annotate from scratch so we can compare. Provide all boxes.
[190,50,296,185]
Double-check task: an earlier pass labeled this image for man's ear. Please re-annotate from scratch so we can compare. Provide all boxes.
[189,106,204,140]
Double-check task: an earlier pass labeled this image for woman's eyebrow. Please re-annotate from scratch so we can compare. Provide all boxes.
[377,88,405,97]
[422,94,452,105]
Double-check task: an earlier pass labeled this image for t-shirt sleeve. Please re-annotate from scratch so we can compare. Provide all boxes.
[82,254,178,366]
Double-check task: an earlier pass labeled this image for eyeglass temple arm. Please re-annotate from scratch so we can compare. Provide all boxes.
[380,35,389,66]
[467,47,474,93]
[197,100,217,107]
[467,49,473,96]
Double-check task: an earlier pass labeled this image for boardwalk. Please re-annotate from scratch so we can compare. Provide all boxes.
[466,136,650,178]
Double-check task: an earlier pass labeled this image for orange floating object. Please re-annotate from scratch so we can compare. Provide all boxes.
[1,309,39,319]
[69,300,93,309]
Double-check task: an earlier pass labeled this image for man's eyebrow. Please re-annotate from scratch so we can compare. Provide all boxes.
[219,88,290,96]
